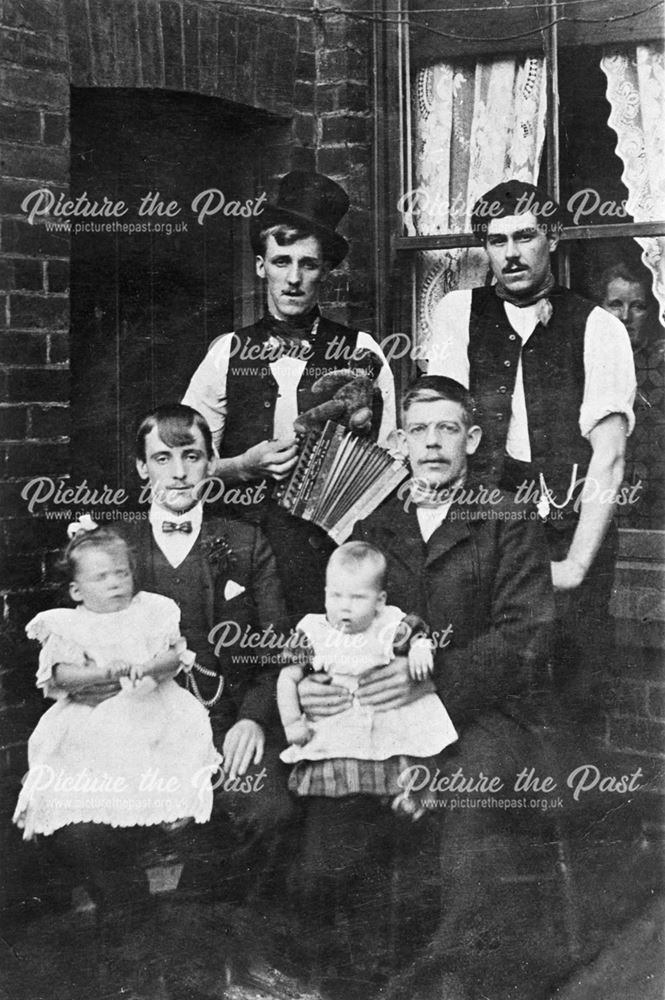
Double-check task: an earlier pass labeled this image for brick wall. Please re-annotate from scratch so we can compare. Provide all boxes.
[0,0,375,908]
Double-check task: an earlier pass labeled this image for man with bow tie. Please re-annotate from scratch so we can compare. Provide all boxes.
[183,170,396,624]
[124,404,296,902]
[294,377,554,989]
[426,181,636,705]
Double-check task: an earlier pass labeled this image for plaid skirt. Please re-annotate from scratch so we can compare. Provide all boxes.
[288,755,425,798]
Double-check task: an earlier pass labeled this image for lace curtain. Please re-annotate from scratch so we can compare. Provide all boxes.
[410,57,547,352]
[601,45,665,321]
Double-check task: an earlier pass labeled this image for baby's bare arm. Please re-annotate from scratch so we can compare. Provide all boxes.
[278,664,312,745]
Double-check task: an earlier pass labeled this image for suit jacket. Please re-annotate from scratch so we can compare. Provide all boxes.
[124,516,290,732]
[351,489,555,731]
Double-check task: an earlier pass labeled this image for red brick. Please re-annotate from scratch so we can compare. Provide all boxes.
[1,219,70,258]
[0,479,32,515]
[0,180,65,217]
[112,0,141,86]
[198,5,218,95]
[5,441,69,476]
[9,294,68,331]
[4,588,62,630]
[47,332,68,363]
[42,113,68,146]
[0,550,43,589]
[217,12,238,97]
[12,29,68,71]
[235,21,259,106]
[0,261,14,292]
[317,145,364,176]
[137,0,165,89]
[0,105,41,144]
[0,143,68,183]
[11,260,43,292]
[318,47,367,83]
[0,332,47,364]
[319,16,368,52]
[183,3,200,92]
[321,114,369,144]
[3,516,69,555]
[0,0,63,36]
[648,685,665,721]
[0,405,26,439]
[292,112,316,145]
[65,0,95,86]
[0,67,68,108]
[45,260,68,294]
[296,49,315,81]
[89,0,117,85]
[608,717,665,758]
[161,1,185,91]
[5,368,70,403]
[28,403,69,438]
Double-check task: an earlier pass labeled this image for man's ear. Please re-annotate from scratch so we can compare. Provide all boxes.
[255,255,266,280]
[136,457,149,481]
[69,581,82,604]
[465,424,482,456]
[392,427,409,458]
[547,231,560,253]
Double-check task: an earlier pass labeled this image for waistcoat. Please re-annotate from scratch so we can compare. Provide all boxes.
[468,286,594,506]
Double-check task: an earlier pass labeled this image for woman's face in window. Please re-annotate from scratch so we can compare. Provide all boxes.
[602,278,649,347]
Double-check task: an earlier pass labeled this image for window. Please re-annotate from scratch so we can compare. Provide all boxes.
[374,0,664,527]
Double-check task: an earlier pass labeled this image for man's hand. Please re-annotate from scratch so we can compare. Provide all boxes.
[356,655,434,712]
[237,438,298,482]
[551,558,586,592]
[223,719,265,779]
[298,672,352,720]
[69,680,122,706]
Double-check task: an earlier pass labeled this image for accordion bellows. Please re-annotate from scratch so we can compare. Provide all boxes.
[274,421,409,543]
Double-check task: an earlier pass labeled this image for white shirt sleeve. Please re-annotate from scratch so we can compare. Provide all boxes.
[426,290,472,386]
[181,333,234,452]
[580,307,636,439]
[357,330,397,445]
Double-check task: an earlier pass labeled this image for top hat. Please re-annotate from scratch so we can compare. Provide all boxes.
[250,171,350,269]
[470,180,562,242]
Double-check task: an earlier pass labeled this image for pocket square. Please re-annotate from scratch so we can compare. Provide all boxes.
[224,580,246,601]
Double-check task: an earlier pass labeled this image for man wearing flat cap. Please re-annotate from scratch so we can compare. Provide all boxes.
[184,171,396,623]
[427,179,636,702]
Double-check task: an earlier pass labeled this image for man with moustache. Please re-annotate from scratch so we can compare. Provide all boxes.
[124,404,295,906]
[295,376,554,992]
[183,171,396,624]
[427,181,636,705]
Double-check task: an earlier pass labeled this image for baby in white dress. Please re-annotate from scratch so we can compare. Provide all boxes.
[277,541,457,811]
[13,521,221,842]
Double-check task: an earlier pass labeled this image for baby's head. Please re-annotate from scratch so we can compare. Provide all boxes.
[63,525,134,614]
[325,542,387,634]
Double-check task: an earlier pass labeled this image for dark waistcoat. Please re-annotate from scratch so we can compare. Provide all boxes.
[219,314,382,467]
[140,536,218,674]
[468,286,594,506]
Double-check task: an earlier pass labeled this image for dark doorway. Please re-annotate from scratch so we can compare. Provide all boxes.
[69,87,286,494]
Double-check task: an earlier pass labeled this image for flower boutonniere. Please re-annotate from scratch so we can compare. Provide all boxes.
[200,532,236,576]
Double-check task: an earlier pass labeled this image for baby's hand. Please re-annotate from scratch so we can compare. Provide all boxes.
[107,659,131,680]
[128,662,145,685]
[407,639,434,681]
[285,717,313,747]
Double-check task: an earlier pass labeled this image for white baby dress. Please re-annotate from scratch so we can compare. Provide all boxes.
[280,605,458,764]
[13,591,222,839]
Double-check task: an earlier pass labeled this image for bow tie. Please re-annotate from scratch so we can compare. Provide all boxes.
[162,520,193,534]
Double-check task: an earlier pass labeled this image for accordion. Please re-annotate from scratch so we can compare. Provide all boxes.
[274,421,409,543]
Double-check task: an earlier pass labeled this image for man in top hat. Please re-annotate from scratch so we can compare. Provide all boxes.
[426,179,636,704]
[183,170,396,623]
